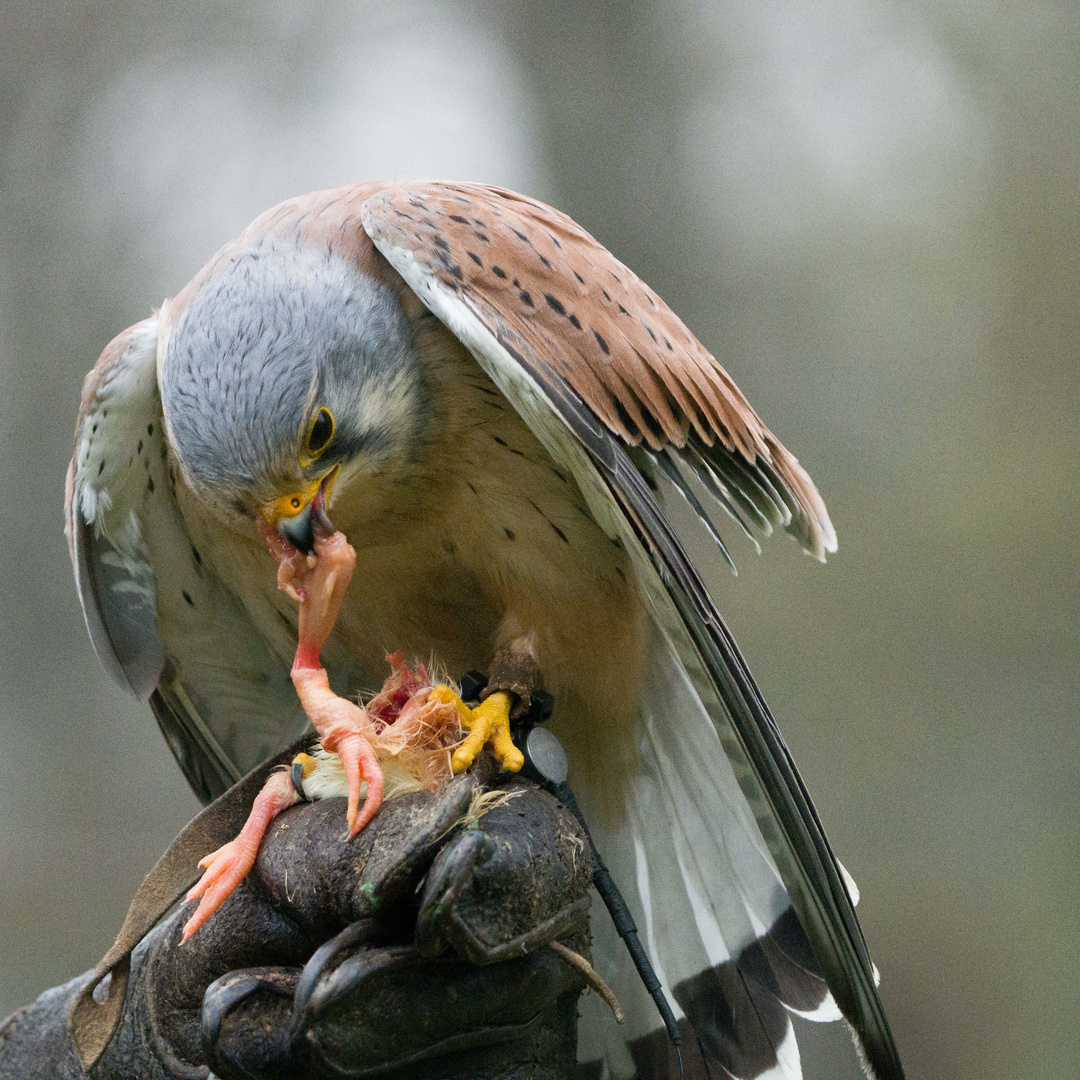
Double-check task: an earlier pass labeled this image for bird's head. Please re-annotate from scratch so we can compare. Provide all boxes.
[160,240,428,554]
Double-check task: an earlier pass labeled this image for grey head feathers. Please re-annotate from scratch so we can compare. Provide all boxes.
[161,239,425,509]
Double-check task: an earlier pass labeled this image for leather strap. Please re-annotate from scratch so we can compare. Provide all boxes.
[481,642,543,716]
[67,734,314,1070]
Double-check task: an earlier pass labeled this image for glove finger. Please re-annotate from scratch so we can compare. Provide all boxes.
[202,967,300,1080]
[289,942,584,1080]
[415,828,494,958]
[252,775,479,935]
[292,918,390,1030]
[156,887,312,1020]
[416,782,592,964]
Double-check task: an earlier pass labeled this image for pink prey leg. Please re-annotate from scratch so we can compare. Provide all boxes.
[289,531,384,836]
[181,771,299,940]
[292,531,356,666]
[291,668,383,837]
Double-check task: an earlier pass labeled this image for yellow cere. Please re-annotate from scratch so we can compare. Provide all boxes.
[266,477,322,525]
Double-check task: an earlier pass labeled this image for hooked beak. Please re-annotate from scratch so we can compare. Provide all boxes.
[264,470,338,555]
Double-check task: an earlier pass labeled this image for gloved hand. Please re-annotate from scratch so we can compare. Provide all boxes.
[0,774,594,1080]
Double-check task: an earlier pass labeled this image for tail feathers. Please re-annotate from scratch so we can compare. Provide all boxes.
[573,629,856,1078]
[626,1022,798,1080]
[735,909,841,1023]
[580,909,834,1080]
[672,963,801,1080]
[577,1024,799,1080]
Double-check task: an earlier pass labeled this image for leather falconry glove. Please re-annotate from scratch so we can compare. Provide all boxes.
[0,767,593,1080]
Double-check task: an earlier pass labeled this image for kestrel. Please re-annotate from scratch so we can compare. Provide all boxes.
[66,182,903,1080]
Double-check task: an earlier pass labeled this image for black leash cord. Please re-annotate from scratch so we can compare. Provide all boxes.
[461,671,683,1064]
[546,777,683,1053]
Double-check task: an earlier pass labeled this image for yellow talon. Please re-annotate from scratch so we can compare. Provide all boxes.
[428,685,475,728]
[450,691,524,774]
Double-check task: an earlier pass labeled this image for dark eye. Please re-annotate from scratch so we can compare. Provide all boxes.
[305,407,334,458]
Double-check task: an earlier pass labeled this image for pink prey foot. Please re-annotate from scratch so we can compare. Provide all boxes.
[181,770,299,940]
[258,517,310,603]
[292,666,383,837]
[265,524,383,837]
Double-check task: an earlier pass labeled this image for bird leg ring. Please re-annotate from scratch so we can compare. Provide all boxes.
[445,637,542,773]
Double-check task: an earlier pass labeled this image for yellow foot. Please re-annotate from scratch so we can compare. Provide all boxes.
[428,685,474,728]
[441,689,525,774]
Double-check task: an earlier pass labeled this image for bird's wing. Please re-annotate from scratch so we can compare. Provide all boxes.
[365,182,835,561]
[66,316,306,802]
[363,182,902,1080]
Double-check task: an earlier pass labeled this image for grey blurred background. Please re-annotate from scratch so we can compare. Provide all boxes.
[1,3,1076,1078]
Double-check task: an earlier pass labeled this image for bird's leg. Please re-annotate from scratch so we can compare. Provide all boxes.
[291,667,382,836]
[450,691,522,774]
[290,530,355,671]
[449,636,539,774]
[288,531,383,836]
[181,529,384,939]
[181,769,301,940]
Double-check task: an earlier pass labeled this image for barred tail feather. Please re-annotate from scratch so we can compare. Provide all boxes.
[575,627,845,1079]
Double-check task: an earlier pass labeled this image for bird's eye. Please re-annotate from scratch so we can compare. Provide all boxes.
[304,407,334,460]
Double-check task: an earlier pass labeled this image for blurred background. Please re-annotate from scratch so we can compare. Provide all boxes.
[1,3,1077,1078]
